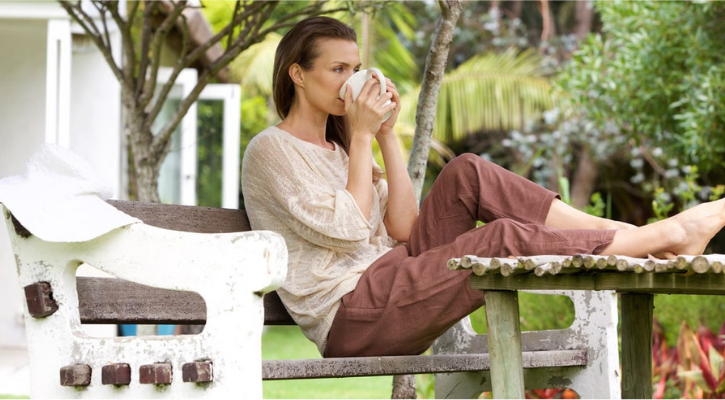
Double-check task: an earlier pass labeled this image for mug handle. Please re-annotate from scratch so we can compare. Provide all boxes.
[367,67,386,97]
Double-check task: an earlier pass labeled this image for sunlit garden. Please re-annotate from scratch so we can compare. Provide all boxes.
[3,1,725,398]
[223,1,725,398]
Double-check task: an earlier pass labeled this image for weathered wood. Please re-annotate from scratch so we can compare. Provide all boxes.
[101,363,131,386]
[182,361,213,383]
[713,261,723,273]
[621,293,654,399]
[692,255,709,273]
[449,254,725,276]
[60,364,92,387]
[500,259,523,276]
[108,200,251,233]
[139,363,173,385]
[77,277,295,325]
[484,290,525,399]
[261,351,586,380]
[24,282,59,318]
[469,271,725,295]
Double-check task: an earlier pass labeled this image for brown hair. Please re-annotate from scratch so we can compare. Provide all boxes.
[273,16,357,154]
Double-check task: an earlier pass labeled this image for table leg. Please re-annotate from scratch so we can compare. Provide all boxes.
[620,293,654,399]
[484,290,525,399]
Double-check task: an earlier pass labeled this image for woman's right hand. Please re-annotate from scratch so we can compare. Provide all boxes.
[343,77,395,140]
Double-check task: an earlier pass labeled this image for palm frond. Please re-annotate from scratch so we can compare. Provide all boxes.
[229,32,281,97]
[398,48,553,142]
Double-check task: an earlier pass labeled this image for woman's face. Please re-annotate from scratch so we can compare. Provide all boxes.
[298,38,361,116]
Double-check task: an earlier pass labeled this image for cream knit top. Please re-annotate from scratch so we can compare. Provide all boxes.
[242,126,394,354]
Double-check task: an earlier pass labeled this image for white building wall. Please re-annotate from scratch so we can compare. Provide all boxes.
[0,18,50,349]
[69,34,123,197]
[0,4,124,348]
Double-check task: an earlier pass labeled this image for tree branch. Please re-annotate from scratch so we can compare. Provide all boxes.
[182,1,269,69]
[254,3,342,39]
[150,1,271,155]
[149,0,344,161]
[57,0,125,85]
[141,1,187,116]
[407,0,464,203]
[126,0,140,28]
[92,1,114,64]
[226,0,243,49]
[103,0,137,85]
[136,1,157,100]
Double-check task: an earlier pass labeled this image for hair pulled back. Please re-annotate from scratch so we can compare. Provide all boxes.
[273,16,357,153]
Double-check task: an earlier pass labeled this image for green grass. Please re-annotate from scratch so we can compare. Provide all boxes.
[261,293,577,399]
[262,326,394,399]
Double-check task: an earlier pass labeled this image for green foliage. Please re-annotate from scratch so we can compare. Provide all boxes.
[262,326,392,398]
[654,295,725,361]
[649,188,675,224]
[196,100,224,208]
[648,165,725,223]
[398,48,553,143]
[468,292,575,334]
[334,0,422,94]
[560,0,725,174]
[583,192,606,218]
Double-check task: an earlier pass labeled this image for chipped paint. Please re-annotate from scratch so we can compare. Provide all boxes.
[433,290,620,399]
[3,204,286,398]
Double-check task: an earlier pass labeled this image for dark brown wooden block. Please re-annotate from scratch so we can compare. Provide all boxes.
[182,361,213,383]
[102,363,131,385]
[24,282,58,318]
[139,362,172,384]
[60,364,91,386]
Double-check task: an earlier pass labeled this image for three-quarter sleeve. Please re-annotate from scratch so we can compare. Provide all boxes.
[243,134,372,253]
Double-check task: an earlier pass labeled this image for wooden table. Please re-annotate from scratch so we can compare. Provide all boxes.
[449,254,725,399]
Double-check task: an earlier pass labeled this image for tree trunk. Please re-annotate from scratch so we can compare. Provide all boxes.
[361,11,372,68]
[537,0,556,42]
[125,108,163,203]
[570,148,598,210]
[574,0,594,42]
[407,0,465,203]
[511,0,523,20]
[391,374,416,399]
[396,2,463,396]
[59,0,336,205]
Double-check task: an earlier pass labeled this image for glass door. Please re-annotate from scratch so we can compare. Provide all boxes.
[155,68,240,208]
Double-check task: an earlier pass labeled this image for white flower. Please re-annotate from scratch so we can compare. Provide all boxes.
[664,169,679,179]
[630,158,644,169]
[543,108,560,125]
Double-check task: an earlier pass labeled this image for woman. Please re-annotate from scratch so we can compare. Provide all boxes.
[242,16,725,358]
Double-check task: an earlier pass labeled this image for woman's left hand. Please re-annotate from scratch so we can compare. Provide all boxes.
[376,77,401,139]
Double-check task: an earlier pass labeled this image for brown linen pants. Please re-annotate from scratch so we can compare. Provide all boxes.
[324,153,616,357]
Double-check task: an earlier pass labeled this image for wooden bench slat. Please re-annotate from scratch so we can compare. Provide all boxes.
[108,200,251,233]
[262,350,587,380]
[78,277,295,325]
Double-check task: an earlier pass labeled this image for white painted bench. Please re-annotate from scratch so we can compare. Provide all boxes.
[3,202,287,398]
[4,200,620,398]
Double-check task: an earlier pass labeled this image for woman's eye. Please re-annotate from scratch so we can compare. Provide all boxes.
[333,67,343,73]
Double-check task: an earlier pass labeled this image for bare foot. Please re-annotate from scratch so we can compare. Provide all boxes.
[648,252,677,260]
[666,199,725,255]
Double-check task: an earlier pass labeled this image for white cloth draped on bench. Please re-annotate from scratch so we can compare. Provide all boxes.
[0,144,139,242]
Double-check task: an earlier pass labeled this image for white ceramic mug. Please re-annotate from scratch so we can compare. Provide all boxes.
[339,67,392,122]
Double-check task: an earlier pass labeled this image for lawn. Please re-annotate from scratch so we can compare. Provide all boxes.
[262,326,397,399]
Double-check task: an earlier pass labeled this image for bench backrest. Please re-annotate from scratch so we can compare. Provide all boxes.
[75,200,294,326]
